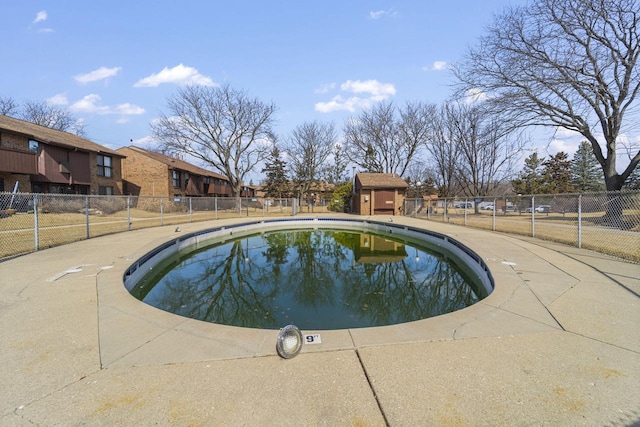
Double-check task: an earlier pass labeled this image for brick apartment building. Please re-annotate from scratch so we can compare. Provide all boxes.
[0,115,124,195]
[117,146,254,198]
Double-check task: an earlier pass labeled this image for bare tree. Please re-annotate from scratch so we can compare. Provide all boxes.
[449,102,523,198]
[283,121,336,200]
[425,103,461,198]
[21,100,86,136]
[0,96,18,116]
[343,101,434,176]
[151,84,277,209]
[1,97,86,135]
[321,143,349,184]
[454,0,640,193]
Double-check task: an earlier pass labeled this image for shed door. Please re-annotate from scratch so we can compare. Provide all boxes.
[374,189,395,215]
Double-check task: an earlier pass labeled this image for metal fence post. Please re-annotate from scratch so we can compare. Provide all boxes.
[215,197,218,220]
[33,194,39,251]
[189,197,193,222]
[160,198,164,226]
[85,196,90,239]
[492,198,497,231]
[127,196,131,231]
[577,194,582,249]
[531,196,535,238]
[464,198,468,226]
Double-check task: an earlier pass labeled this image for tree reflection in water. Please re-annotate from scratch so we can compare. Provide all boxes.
[133,229,484,330]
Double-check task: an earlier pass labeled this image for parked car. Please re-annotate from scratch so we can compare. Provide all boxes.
[454,202,473,209]
[481,204,494,210]
[535,205,552,213]
[525,207,533,213]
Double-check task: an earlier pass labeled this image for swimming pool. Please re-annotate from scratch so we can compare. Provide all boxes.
[124,218,494,330]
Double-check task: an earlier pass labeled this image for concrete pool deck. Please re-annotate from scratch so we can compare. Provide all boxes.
[1,214,638,426]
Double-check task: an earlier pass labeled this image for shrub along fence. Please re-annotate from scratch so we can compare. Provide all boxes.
[404,191,640,263]
[0,193,301,261]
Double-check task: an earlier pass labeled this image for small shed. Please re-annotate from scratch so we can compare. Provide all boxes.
[353,173,408,216]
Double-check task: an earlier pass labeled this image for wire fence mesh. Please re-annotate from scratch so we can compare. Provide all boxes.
[404,191,640,263]
[0,193,301,260]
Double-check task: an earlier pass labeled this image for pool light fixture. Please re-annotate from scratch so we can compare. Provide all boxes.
[276,325,303,359]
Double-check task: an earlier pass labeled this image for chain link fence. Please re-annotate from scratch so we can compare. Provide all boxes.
[404,191,640,263]
[0,193,300,261]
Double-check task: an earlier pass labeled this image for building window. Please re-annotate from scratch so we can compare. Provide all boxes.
[184,172,190,182]
[29,140,39,153]
[98,186,114,195]
[97,155,113,177]
[204,177,210,184]
[172,170,180,187]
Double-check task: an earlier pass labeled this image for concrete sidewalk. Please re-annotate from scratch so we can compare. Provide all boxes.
[1,215,638,426]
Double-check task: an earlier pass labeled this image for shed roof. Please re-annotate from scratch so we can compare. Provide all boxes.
[356,173,409,189]
[0,115,124,157]
[118,146,227,180]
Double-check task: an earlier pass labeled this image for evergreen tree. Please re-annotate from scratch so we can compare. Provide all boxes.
[261,147,289,198]
[511,152,546,195]
[570,141,605,192]
[542,151,574,193]
[327,182,353,212]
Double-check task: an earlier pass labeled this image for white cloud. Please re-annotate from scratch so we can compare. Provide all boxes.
[134,64,216,87]
[315,79,396,113]
[69,94,145,116]
[314,82,336,94]
[70,94,110,114]
[369,9,396,20]
[74,66,122,84]
[113,103,145,115]
[341,79,396,97]
[464,88,488,104]
[46,93,68,106]
[37,28,54,33]
[547,138,580,156]
[423,61,448,71]
[33,11,47,23]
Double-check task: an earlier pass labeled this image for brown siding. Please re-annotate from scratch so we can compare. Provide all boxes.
[69,151,91,184]
[0,148,37,174]
[33,145,70,183]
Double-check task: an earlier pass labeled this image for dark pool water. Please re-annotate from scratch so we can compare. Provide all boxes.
[131,229,486,330]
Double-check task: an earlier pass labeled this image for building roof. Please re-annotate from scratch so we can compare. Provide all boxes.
[356,173,409,189]
[0,115,124,157]
[118,146,227,180]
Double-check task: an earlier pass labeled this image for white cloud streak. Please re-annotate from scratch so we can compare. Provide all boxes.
[134,64,216,87]
[314,82,336,94]
[69,94,145,116]
[46,93,68,106]
[369,9,396,20]
[74,66,122,84]
[464,88,488,104]
[33,11,47,23]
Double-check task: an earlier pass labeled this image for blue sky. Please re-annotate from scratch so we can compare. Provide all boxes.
[4,0,605,181]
